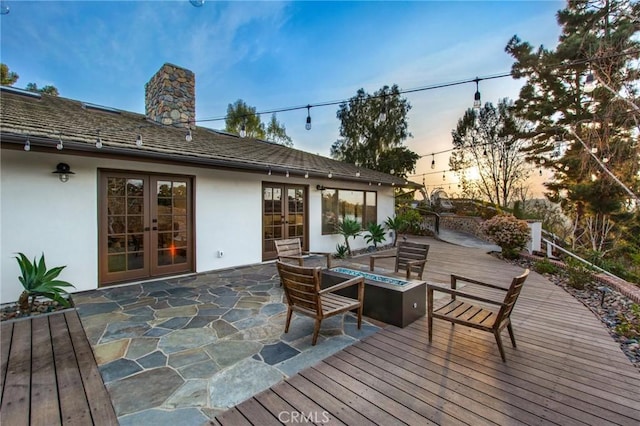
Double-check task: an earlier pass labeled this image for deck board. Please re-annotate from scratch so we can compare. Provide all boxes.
[219,237,640,425]
[0,311,116,425]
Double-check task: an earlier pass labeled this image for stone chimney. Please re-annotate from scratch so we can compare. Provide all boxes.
[145,63,195,128]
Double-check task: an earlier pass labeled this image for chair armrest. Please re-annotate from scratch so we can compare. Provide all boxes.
[405,259,427,280]
[319,276,364,295]
[451,274,509,291]
[304,251,332,269]
[369,254,397,271]
[427,284,504,306]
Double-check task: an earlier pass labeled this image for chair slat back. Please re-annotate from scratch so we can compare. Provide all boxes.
[275,238,303,258]
[497,269,530,321]
[276,261,321,314]
[396,242,430,275]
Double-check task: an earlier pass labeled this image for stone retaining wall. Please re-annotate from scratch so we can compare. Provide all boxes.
[439,215,488,240]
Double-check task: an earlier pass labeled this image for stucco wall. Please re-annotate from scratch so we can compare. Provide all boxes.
[0,148,395,303]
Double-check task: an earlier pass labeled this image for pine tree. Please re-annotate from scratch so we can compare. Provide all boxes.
[506,0,639,256]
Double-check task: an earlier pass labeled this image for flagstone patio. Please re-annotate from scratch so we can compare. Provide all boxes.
[72,257,380,424]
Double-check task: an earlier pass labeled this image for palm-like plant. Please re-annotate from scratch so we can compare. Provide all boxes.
[384,216,405,247]
[336,218,361,256]
[364,222,386,249]
[15,253,75,313]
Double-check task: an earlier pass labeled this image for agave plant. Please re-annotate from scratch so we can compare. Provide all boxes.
[15,253,75,313]
[335,218,361,256]
[364,222,386,249]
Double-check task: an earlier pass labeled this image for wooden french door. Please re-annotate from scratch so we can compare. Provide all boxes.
[262,183,307,260]
[99,172,193,286]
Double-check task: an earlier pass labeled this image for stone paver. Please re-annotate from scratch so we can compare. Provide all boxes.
[74,257,381,423]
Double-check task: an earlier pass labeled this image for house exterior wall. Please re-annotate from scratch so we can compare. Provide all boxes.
[0,148,396,303]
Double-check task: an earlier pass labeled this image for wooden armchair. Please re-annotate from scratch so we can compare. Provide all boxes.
[427,269,530,362]
[276,261,364,345]
[369,241,429,280]
[275,238,332,269]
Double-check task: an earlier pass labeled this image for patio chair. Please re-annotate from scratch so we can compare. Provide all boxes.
[427,269,530,362]
[369,241,429,280]
[275,237,332,269]
[276,261,364,345]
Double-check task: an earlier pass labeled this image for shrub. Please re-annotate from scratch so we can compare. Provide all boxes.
[534,258,559,275]
[615,304,640,339]
[334,244,348,259]
[335,219,361,256]
[364,222,386,248]
[397,209,423,235]
[384,216,405,247]
[564,257,594,290]
[480,214,530,259]
[15,252,75,313]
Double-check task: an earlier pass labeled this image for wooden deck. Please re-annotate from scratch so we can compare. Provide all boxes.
[0,310,117,425]
[217,237,640,425]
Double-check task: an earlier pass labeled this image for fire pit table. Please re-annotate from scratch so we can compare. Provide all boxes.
[321,267,426,328]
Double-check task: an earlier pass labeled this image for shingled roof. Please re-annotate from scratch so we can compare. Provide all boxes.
[0,86,410,187]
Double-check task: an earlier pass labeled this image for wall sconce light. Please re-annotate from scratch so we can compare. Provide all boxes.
[53,162,74,183]
[316,185,325,191]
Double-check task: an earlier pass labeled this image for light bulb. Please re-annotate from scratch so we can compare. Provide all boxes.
[602,157,610,163]
[136,135,143,147]
[390,169,395,175]
[328,171,332,179]
[304,172,309,179]
[239,123,246,138]
[286,170,289,178]
[57,140,64,150]
[431,159,435,169]
[24,138,31,151]
[539,169,543,176]
[305,106,312,130]
[356,170,360,177]
[564,165,570,171]
[584,72,597,93]
[95,138,103,149]
[369,182,372,186]
[590,147,598,154]
[267,168,272,176]
[185,129,193,142]
[377,182,381,186]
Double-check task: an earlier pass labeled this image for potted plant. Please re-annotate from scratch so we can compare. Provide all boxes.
[15,253,75,314]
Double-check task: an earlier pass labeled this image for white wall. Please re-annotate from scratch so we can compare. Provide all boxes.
[0,148,396,303]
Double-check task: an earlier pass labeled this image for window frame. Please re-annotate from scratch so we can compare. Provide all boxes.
[321,188,377,235]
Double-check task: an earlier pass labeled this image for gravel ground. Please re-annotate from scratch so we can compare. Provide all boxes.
[506,255,640,371]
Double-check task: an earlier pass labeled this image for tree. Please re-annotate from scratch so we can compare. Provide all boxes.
[25,82,59,96]
[331,85,418,177]
[225,99,265,139]
[224,100,293,146]
[1,63,19,86]
[1,63,59,96]
[505,0,639,258]
[449,99,530,208]
[265,113,293,147]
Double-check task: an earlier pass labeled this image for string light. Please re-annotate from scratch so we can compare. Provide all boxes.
[56,134,63,150]
[95,131,103,149]
[185,128,193,142]
[356,169,361,177]
[239,120,246,138]
[24,136,30,151]
[379,96,387,122]
[136,134,143,147]
[285,170,290,178]
[328,170,332,178]
[583,71,597,93]
[473,77,481,112]
[304,171,309,179]
[267,167,272,176]
[305,105,312,130]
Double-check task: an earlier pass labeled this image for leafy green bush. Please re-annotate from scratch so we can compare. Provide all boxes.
[397,209,423,235]
[334,244,348,259]
[364,222,386,248]
[480,214,530,259]
[15,252,75,313]
[534,258,559,275]
[563,257,594,290]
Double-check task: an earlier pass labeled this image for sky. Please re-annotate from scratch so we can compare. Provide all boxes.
[1,0,564,196]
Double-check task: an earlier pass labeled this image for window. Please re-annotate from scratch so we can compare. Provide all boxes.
[321,189,377,234]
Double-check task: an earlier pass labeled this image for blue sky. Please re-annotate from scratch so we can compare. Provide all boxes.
[1,0,563,191]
